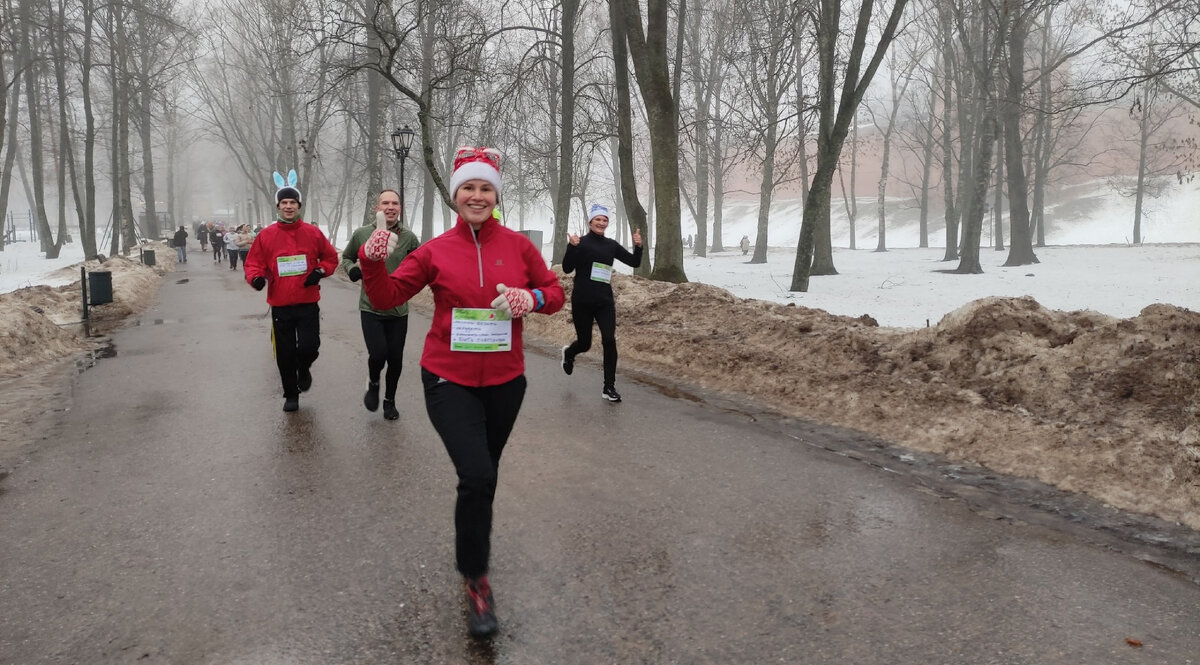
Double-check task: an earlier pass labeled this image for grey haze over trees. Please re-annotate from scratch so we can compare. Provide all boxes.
[4,0,1200,297]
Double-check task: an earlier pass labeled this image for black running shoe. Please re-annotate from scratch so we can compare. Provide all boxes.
[297,367,312,392]
[602,386,622,402]
[363,381,380,411]
[382,399,399,421]
[283,397,299,412]
[465,576,498,638]
[561,346,573,375]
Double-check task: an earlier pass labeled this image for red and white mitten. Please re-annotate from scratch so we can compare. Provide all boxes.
[490,283,534,318]
[362,211,398,261]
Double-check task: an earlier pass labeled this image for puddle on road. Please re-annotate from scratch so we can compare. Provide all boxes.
[175,278,189,284]
[75,341,117,373]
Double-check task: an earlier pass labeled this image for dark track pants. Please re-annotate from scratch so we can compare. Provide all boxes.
[422,369,526,578]
[360,311,408,400]
[565,298,619,389]
[271,302,321,399]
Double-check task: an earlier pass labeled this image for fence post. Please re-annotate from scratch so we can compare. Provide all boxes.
[80,266,89,337]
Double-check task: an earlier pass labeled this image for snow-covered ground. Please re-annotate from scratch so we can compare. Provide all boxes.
[3,181,1198,329]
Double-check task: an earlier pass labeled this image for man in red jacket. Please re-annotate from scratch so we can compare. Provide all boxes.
[243,177,339,412]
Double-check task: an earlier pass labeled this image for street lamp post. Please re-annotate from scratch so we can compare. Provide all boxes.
[390,125,416,227]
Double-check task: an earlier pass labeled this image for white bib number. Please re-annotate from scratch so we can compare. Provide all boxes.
[451,308,513,352]
[590,262,614,283]
[277,255,308,277]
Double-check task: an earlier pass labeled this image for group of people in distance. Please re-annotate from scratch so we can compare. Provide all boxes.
[170,221,258,269]
[238,146,643,639]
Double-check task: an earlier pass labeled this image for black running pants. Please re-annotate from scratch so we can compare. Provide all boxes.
[271,302,321,399]
[360,311,408,399]
[565,298,619,389]
[421,368,526,578]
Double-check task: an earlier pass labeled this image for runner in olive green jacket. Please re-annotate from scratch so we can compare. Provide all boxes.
[340,189,421,420]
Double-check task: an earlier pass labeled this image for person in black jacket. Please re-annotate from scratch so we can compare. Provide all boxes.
[560,204,642,402]
[172,226,188,263]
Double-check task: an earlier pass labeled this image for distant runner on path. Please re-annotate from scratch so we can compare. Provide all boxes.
[560,203,642,403]
[242,170,338,413]
[340,189,419,421]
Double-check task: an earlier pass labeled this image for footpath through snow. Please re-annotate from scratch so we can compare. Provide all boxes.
[1,243,1198,535]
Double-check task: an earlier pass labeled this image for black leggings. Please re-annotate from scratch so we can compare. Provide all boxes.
[360,311,408,399]
[271,302,321,399]
[422,369,526,578]
[565,299,618,389]
[229,248,240,269]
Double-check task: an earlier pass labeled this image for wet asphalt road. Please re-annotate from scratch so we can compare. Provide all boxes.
[2,254,1200,665]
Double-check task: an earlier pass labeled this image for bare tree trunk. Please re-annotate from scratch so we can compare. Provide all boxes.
[365,70,382,227]
[163,97,178,237]
[791,0,910,291]
[688,0,710,258]
[956,111,994,274]
[875,56,911,253]
[1001,0,1037,267]
[108,1,122,256]
[841,121,858,250]
[917,82,935,248]
[710,70,726,252]
[134,8,158,240]
[993,133,1004,250]
[0,57,17,252]
[618,0,686,282]
[939,1,959,261]
[1032,5,1052,248]
[20,0,58,257]
[551,0,578,263]
[1132,82,1151,245]
[609,0,651,277]
[114,0,138,255]
[750,100,778,264]
[77,0,97,256]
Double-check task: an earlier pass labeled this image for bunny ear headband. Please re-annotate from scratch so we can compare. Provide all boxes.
[273,169,302,206]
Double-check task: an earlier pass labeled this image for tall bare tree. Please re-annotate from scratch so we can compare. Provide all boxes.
[791,0,911,291]
[613,0,686,282]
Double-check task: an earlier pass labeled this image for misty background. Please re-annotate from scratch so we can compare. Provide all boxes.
[1,0,1198,291]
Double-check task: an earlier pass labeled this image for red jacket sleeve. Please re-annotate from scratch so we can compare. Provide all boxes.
[524,240,565,315]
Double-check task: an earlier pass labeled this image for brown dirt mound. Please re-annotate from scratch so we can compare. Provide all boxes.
[0,246,172,453]
[523,271,1200,529]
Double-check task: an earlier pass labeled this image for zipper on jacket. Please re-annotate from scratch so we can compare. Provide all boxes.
[471,224,486,387]
[472,226,484,287]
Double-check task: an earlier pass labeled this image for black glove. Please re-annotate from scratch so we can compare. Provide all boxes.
[348,266,362,282]
[251,276,266,291]
[303,268,325,287]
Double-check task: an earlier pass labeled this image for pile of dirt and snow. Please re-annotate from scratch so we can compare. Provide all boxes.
[0,245,170,453]
[2,253,1198,532]
[519,271,1200,530]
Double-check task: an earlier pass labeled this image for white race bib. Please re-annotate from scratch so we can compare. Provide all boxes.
[450,308,513,352]
[277,255,308,277]
[590,262,614,283]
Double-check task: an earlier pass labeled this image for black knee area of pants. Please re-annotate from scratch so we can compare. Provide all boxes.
[457,473,498,502]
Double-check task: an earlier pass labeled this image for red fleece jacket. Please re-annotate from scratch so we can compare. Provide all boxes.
[243,219,339,307]
[359,216,564,387]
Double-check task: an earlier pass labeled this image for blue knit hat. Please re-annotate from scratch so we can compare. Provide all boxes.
[588,204,610,222]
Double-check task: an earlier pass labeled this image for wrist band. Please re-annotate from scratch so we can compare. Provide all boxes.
[532,288,545,311]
